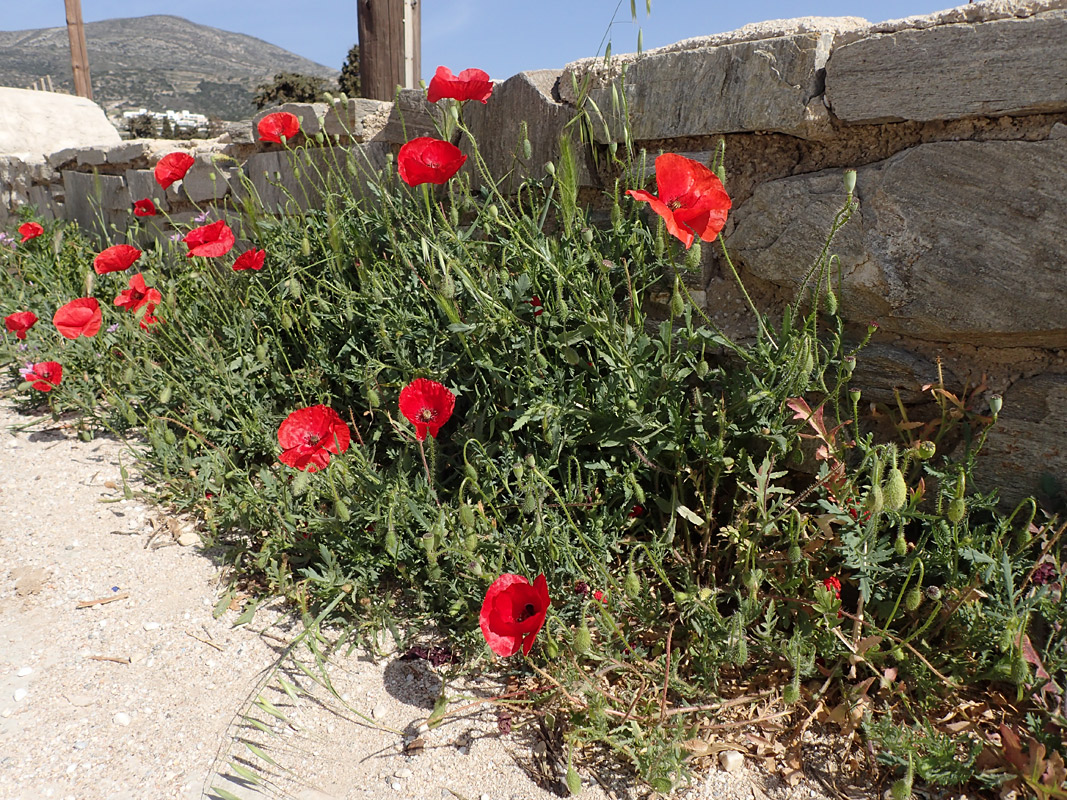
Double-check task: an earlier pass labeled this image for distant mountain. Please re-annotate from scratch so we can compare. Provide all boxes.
[0,15,338,122]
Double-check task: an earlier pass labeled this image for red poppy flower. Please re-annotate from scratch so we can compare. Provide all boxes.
[397,137,467,186]
[479,573,551,657]
[5,311,38,340]
[139,313,163,331]
[628,504,645,518]
[132,198,157,217]
[53,297,102,339]
[93,244,142,274]
[114,273,162,313]
[184,220,235,258]
[593,589,607,604]
[529,296,544,317]
[18,222,44,242]
[822,576,842,600]
[627,153,731,250]
[257,111,301,144]
[232,249,266,272]
[277,405,351,472]
[22,361,63,392]
[154,152,195,189]
[398,378,455,441]
[426,66,493,104]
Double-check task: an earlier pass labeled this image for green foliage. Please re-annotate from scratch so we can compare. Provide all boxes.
[2,107,1065,797]
[338,44,361,97]
[253,72,328,109]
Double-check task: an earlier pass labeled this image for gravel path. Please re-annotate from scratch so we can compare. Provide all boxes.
[0,397,852,800]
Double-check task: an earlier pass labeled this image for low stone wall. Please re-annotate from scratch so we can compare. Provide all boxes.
[2,0,1066,502]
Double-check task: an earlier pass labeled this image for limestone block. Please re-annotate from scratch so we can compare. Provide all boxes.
[76,148,107,167]
[27,185,60,221]
[47,148,80,170]
[126,169,167,212]
[243,144,388,213]
[976,373,1067,505]
[62,170,127,235]
[850,342,954,404]
[324,98,393,142]
[252,103,329,143]
[106,141,154,165]
[464,70,594,190]
[825,10,1067,123]
[561,33,836,142]
[181,156,241,204]
[726,138,1067,346]
[324,91,441,144]
[0,88,121,160]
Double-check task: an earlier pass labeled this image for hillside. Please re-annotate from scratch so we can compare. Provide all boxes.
[0,15,339,121]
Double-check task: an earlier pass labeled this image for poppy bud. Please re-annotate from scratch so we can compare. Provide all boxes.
[301,237,311,257]
[610,201,622,229]
[281,313,293,329]
[989,394,1003,417]
[865,484,884,516]
[788,543,802,563]
[459,504,476,529]
[84,270,94,297]
[289,278,302,300]
[255,344,268,363]
[696,360,709,378]
[825,289,838,316]
[843,169,857,195]
[684,240,702,271]
[545,161,555,176]
[895,530,907,557]
[1010,650,1029,687]
[581,228,594,245]
[624,567,640,598]
[465,463,479,482]
[291,470,310,497]
[123,366,135,384]
[464,533,478,553]
[889,779,910,800]
[734,637,748,666]
[670,278,685,317]
[159,385,172,404]
[947,497,966,524]
[573,623,591,654]
[905,587,921,611]
[783,680,800,705]
[562,347,580,366]
[334,499,351,521]
[164,429,177,445]
[884,468,907,511]
[488,204,499,222]
[890,646,904,661]
[522,492,537,515]
[673,591,688,605]
[715,165,726,186]
[565,767,582,796]
[522,138,532,161]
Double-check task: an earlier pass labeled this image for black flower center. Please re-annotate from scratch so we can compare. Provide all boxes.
[516,602,537,622]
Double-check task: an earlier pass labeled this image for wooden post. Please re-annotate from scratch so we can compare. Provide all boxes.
[357,0,420,100]
[64,0,93,100]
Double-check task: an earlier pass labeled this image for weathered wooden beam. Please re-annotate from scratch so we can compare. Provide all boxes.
[64,0,93,100]
[357,0,420,100]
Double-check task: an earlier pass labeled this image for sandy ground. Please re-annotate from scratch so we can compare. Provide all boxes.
[0,396,855,800]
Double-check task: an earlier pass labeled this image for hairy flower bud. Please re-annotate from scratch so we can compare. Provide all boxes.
[843,169,857,195]
[947,497,966,524]
[884,468,907,511]
[573,623,592,655]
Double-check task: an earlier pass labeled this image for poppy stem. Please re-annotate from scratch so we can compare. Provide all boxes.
[718,237,776,349]
[417,439,440,505]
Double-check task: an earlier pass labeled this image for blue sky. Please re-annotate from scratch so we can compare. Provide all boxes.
[7,0,956,79]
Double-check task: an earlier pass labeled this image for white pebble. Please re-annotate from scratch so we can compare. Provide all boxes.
[480,794,490,800]
[390,781,402,791]
[17,667,32,677]
[372,703,387,720]
[417,723,429,734]
[394,768,412,779]
[13,689,27,702]
[719,749,743,772]
[113,712,131,726]
[142,621,161,631]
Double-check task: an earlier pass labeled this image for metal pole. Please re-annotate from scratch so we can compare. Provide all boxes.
[64,0,93,100]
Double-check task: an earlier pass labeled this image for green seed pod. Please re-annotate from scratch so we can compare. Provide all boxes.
[164,429,177,445]
[670,278,685,317]
[905,587,922,612]
[624,567,640,598]
[915,440,936,460]
[573,623,592,655]
[895,530,907,557]
[947,497,966,524]
[683,240,702,272]
[989,394,1003,417]
[522,492,537,515]
[465,463,479,482]
[289,278,302,300]
[696,360,709,378]
[459,504,476,529]
[849,388,862,404]
[565,767,582,796]
[865,484,884,516]
[281,312,293,329]
[562,346,580,366]
[464,533,478,553]
[488,204,499,222]
[512,463,524,480]
[884,468,907,511]
[581,227,594,245]
[545,160,556,176]
[544,638,559,659]
[334,499,351,522]
[843,169,857,195]
[159,385,172,404]
[366,388,380,407]
[300,237,311,257]
[783,681,800,705]
[122,366,135,383]
[825,289,838,316]
[788,543,803,564]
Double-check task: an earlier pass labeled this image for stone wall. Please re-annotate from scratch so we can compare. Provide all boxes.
[2,0,1066,502]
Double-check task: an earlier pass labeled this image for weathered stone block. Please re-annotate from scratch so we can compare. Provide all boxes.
[323,97,392,141]
[125,169,167,212]
[561,33,836,142]
[0,87,121,160]
[76,148,107,167]
[243,144,389,213]
[825,10,1067,123]
[464,70,593,190]
[106,141,154,165]
[976,373,1067,504]
[726,138,1067,346]
[324,91,441,144]
[253,103,329,143]
[62,170,127,235]
[181,156,241,204]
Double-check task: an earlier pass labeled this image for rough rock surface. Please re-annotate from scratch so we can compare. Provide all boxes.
[726,138,1067,346]
[0,88,121,160]
[826,9,1067,122]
